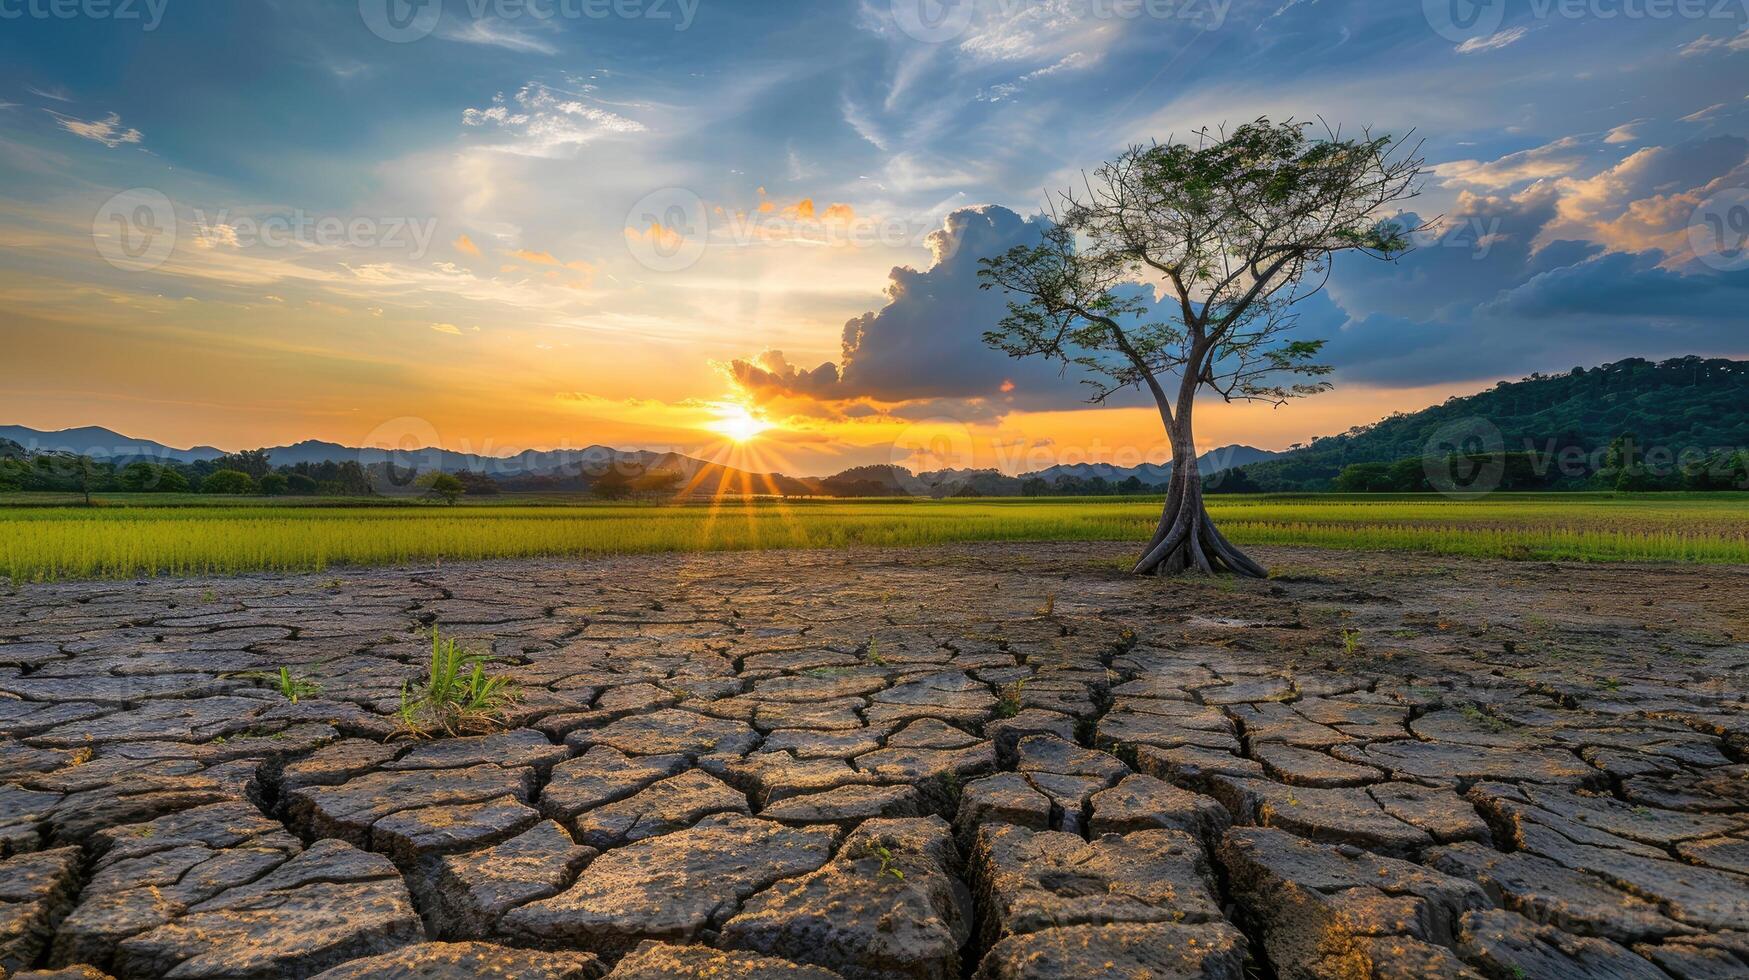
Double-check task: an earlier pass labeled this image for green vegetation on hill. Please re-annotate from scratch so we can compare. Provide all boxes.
[1234,357,1749,492]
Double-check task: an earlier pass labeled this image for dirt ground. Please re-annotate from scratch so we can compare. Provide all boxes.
[1,542,1745,979]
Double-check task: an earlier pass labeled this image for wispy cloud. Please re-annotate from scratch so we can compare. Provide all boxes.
[439,19,560,55]
[1680,28,1749,56]
[27,84,73,102]
[1457,26,1529,54]
[462,83,646,158]
[45,110,143,147]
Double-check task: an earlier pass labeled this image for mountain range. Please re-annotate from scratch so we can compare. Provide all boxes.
[9,355,1743,495]
[0,424,1271,493]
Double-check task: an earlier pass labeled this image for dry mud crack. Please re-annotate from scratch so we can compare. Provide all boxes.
[1,541,1746,979]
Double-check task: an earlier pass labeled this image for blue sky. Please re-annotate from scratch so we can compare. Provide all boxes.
[1,0,1746,471]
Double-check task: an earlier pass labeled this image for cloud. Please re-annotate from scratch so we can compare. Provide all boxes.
[1548,136,1749,258]
[1680,103,1728,123]
[1433,136,1586,189]
[454,234,482,257]
[429,322,464,335]
[1603,121,1643,144]
[462,83,647,158]
[726,206,1119,416]
[510,248,560,265]
[439,19,560,55]
[45,110,142,147]
[27,85,72,102]
[1680,28,1749,56]
[1456,27,1529,54]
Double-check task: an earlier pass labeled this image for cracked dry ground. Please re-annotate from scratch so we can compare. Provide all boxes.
[1,543,1746,980]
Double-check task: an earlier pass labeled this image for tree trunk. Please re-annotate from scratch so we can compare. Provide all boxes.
[1132,429,1268,578]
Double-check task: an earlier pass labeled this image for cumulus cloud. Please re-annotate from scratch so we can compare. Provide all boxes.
[1433,136,1588,188]
[725,206,1121,416]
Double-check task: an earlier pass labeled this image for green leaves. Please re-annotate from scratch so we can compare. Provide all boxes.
[978,116,1425,415]
[398,627,517,737]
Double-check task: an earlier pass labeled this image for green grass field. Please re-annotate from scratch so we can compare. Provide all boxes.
[3,492,1746,582]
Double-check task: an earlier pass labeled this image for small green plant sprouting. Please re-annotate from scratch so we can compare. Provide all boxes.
[398,627,517,737]
[994,677,1027,719]
[1597,676,1622,691]
[201,588,217,603]
[863,843,904,881]
[1340,628,1362,655]
[866,637,887,666]
[275,667,320,704]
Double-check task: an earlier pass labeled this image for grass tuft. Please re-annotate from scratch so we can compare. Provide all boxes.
[398,628,517,737]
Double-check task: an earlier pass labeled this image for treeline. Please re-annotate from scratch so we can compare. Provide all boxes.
[1329,436,1749,493]
[0,440,502,501]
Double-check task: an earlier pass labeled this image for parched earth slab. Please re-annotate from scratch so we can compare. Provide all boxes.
[1456,908,1669,980]
[605,941,845,979]
[307,941,604,979]
[7,542,1749,979]
[502,814,839,957]
[1207,777,1435,858]
[973,921,1248,980]
[284,762,536,847]
[1219,827,1490,980]
[0,845,81,972]
[1088,773,1230,847]
[567,709,762,758]
[110,838,423,979]
[717,816,971,980]
[572,769,749,849]
[970,823,1223,950]
[425,820,596,939]
[51,800,304,971]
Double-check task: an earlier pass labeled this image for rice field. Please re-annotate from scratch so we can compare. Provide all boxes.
[2,493,1746,582]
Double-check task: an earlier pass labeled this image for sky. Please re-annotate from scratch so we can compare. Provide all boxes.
[1,0,1746,476]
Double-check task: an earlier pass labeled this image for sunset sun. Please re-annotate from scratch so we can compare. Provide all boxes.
[707,404,772,443]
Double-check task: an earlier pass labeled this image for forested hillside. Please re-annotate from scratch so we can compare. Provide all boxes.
[1235,357,1749,491]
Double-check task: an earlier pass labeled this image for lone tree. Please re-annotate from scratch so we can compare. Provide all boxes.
[979,118,1425,576]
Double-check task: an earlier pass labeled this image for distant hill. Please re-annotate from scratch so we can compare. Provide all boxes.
[0,425,224,464]
[1233,356,1749,491]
